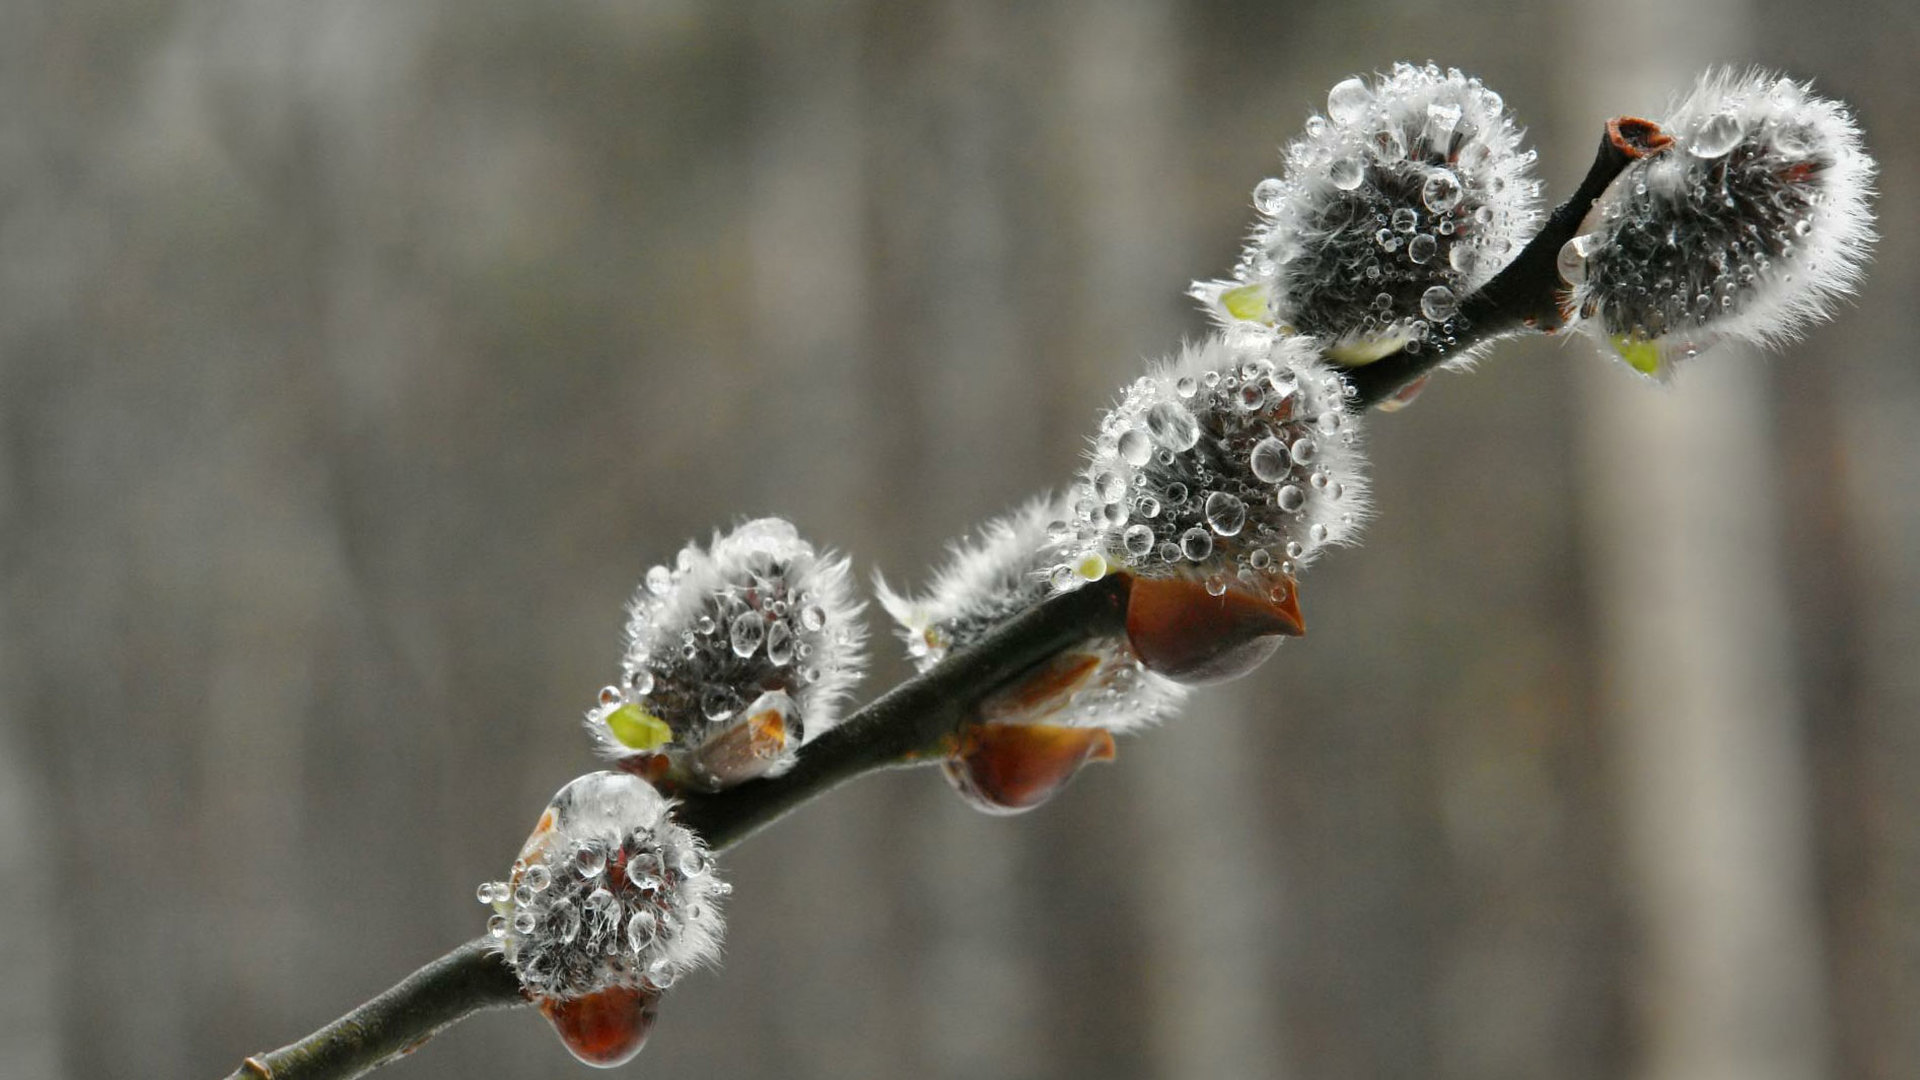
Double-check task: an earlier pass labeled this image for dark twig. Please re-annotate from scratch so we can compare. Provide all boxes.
[1342,118,1669,408]
[221,120,1672,1080]
[220,575,1131,1079]
[222,939,523,1080]
[675,573,1132,847]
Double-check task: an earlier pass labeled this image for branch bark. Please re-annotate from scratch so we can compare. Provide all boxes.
[222,939,523,1080]
[221,120,1661,1080]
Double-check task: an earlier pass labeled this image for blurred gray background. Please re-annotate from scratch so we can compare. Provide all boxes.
[3,1,1915,1078]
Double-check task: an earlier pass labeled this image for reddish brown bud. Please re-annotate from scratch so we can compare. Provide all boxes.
[539,986,662,1068]
[1123,574,1303,684]
[943,722,1117,815]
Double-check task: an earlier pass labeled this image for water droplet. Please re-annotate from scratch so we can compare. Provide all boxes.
[1419,285,1457,322]
[1277,484,1306,512]
[645,566,672,596]
[1205,492,1247,536]
[1181,528,1213,561]
[1252,178,1285,215]
[1391,208,1418,233]
[1371,127,1407,163]
[513,909,538,935]
[1123,524,1155,557]
[1249,548,1273,570]
[1164,481,1189,505]
[1327,76,1373,125]
[1117,428,1152,466]
[1290,437,1318,465]
[487,913,508,939]
[1690,112,1743,158]
[627,909,658,951]
[765,620,794,666]
[576,844,606,879]
[477,881,501,905]
[1049,564,1077,591]
[1328,156,1364,190]
[628,669,654,695]
[525,864,552,892]
[1449,245,1478,274]
[1174,376,1198,398]
[701,685,733,721]
[1421,168,1463,213]
[1094,470,1126,503]
[1250,437,1291,483]
[1407,234,1437,264]
[727,612,763,658]
[1205,574,1229,597]
[800,604,827,631]
[1422,102,1462,149]
[1285,540,1306,560]
[646,959,679,991]
[1146,402,1200,451]
[1237,382,1266,411]
[1310,523,1331,544]
[1136,495,1161,518]
[1773,122,1814,158]
[694,615,715,636]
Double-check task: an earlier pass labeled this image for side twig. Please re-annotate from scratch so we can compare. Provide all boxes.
[1343,117,1668,408]
[223,940,523,1080]
[221,119,1657,1080]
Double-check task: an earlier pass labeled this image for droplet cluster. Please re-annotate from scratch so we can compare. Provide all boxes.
[587,518,866,786]
[1061,329,1368,600]
[1567,69,1876,378]
[876,496,1187,734]
[1196,62,1542,363]
[480,772,727,1001]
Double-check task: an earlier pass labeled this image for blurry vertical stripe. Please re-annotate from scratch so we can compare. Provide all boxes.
[1048,3,1291,1077]
[1564,0,1834,1076]
[741,2,902,1075]
[894,3,1043,1075]
[0,715,61,1079]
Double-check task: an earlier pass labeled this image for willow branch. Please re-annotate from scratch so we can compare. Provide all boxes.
[219,575,1130,1080]
[221,118,1672,1080]
[222,939,523,1080]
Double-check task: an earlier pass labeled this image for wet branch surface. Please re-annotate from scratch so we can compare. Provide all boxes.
[221,120,1655,1080]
